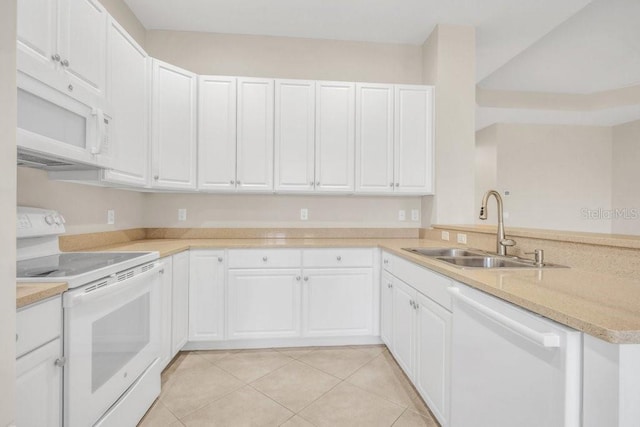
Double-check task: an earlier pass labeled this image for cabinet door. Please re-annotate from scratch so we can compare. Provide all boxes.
[302,268,374,337]
[394,85,434,194]
[103,18,149,187]
[380,271,394,347]
[17,0,59,81]
[355,83,394,193]
[227,269,301,339]
[159,256,173,369]
[189,250,226,342]
[16,338,62,427]
[151,60,197,189]
[171,251,190,356]
[236,78,274,192]
[415,292,451,426]
[315,81,355,192]
[58,0,107,97]
[274,79,316,192]
[198,76,237,191]
[392,278,415,378]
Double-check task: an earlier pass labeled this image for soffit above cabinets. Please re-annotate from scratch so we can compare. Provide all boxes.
[123,0,591,81]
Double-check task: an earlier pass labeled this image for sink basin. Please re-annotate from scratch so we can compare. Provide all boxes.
[403,247,485,257]
[436,256,568,269]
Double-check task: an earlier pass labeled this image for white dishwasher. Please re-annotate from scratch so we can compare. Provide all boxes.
[448,284,581,427]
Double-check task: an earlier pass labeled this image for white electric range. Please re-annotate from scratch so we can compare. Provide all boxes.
[17,206,163,427]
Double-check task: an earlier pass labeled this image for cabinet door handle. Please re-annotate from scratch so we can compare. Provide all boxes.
[230,180,235,185]
[304,276,309,281]
[383,259,388,264]
[395,183,400,187]
[409,300,414,307]
[237,181,242,185]
[310,181,314,187]
[336,256,342,261]
[153,175,159,180]
[316,181,320,186]
[67,84,74,92]
[296,276,301,281]
[51,54,61,62]
[218,257,223,262]
[389,182,394,187]
[262,256,268,262]
[61,59,69,67]
[55,357,66,367]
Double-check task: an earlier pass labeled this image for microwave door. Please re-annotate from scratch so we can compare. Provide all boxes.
[17,73,113,169]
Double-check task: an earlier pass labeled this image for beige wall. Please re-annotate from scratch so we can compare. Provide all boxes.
[144,193,421,228]
[0,1,17,424]
[100,0,146,47]
[475,123,613,233]
[17,168,146,235]
[421,25,476,226]
[145,30,423,83]
[474,125,498,221]
[612,119,640,235]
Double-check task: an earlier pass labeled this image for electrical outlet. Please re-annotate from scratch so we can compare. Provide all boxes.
[411,209,419,221]
[300,208,308,220]
[398,210,406,221]
[107,209,115,225]
[178,208,187,221]
[457,233,467,244]
[441,231,450,241]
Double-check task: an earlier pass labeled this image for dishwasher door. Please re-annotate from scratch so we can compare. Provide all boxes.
[448,284,581,427]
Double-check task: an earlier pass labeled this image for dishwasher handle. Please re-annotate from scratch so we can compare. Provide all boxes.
[447,286,560,348]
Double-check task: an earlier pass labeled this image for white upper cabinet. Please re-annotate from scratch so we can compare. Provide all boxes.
[198,76,237,191]
[355,83,394,193]
[151,59,197,190]
[274,79,316,192]
[17,0,107,107]
[394,85,434,194]
[103,18,149,187]
[315,81,355,193]
[236,77,274,192]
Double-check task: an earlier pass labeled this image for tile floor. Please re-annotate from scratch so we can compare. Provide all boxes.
[139,345,440,427]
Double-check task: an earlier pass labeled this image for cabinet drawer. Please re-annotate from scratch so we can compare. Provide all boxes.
[303,248,373,268]
[228,249,302,269]
[393,256,452,311]
[16,296,62,358]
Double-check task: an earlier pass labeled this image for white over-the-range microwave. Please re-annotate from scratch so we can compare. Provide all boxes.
[16,72,113,171]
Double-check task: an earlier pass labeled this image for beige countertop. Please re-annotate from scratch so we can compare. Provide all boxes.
[16,282,67,309]
[20,237,640,344]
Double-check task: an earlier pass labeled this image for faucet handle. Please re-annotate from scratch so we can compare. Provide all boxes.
[500,238,516,247]
[525,249,544,266]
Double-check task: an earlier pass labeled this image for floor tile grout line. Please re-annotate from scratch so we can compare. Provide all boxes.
[245,382,297,419]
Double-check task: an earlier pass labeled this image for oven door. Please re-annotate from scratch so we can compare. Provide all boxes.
[63,263,163,427]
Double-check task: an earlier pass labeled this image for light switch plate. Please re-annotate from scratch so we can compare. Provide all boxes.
[411,209,419,221]
[300,208,308,220]
[107,209,115,225]
[178,208,187,221]
[441,231,450,241]
[457,233,467,244]
[398,210,406,221]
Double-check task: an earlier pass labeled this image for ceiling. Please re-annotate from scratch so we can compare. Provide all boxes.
[123,0,591,81]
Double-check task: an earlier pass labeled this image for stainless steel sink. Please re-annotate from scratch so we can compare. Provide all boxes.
[403,247,486,257]
[402,247,568,269]
[435,256,538,269]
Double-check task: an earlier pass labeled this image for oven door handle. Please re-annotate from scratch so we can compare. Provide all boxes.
[63,263,164,308]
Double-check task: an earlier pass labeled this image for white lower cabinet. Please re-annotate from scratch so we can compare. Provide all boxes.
[302,268,374,337]
[227,268,302,339]
[414,292,451,426]
[383,252,451,426]
[159,256,174,368]
[189,250,225,342]
[380,271,394,347]
[16,296,63,427]
[171,251,190,356]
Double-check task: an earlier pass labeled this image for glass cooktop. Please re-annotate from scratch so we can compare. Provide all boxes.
[17,252,150,278]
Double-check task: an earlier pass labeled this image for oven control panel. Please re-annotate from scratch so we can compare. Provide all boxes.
[17,206,66,239]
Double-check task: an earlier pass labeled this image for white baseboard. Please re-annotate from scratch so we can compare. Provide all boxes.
[182,335,383,351]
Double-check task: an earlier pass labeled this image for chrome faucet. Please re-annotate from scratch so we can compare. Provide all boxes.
[479,190,516,256]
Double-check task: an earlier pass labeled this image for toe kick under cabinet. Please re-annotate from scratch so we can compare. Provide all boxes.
[186,248,379,349]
